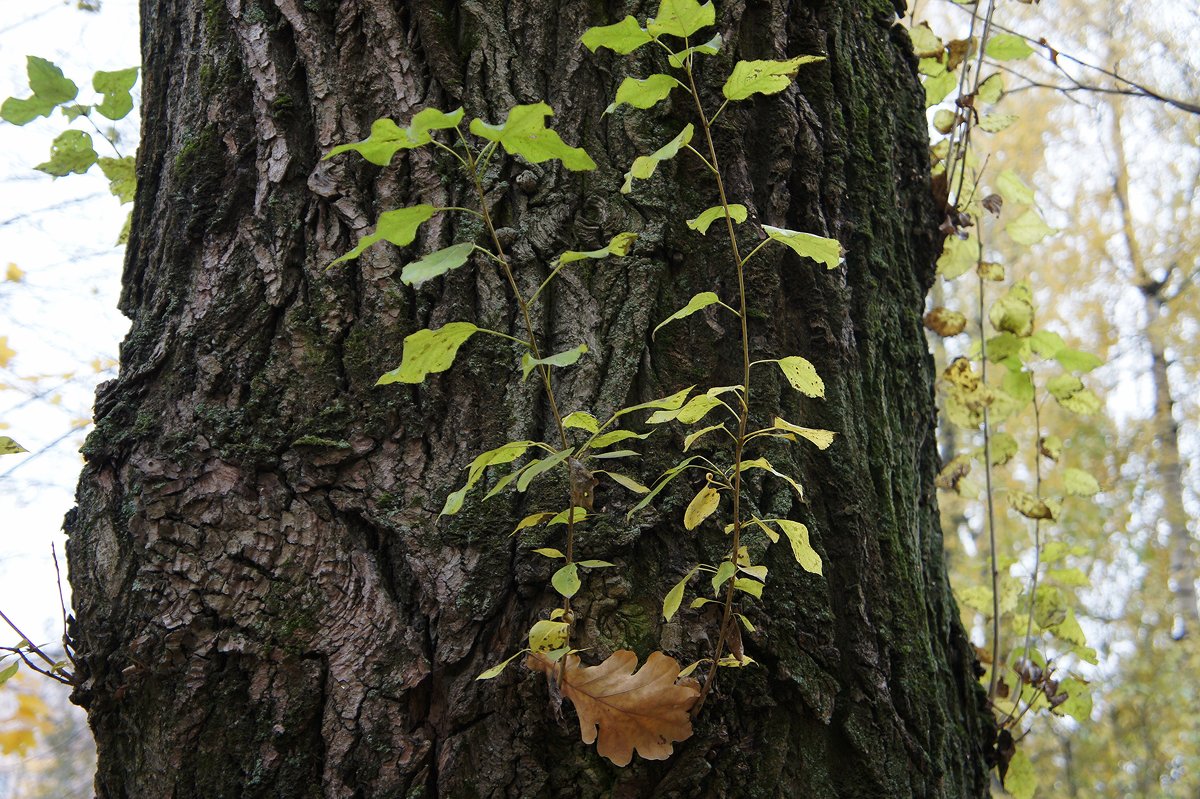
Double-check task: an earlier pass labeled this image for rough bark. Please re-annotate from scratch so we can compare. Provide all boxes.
[67,0,992,796]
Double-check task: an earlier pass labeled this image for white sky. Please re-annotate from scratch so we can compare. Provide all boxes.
[0,0,138,648]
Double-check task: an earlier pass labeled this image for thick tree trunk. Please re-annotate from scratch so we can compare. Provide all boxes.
[67,0,991,796]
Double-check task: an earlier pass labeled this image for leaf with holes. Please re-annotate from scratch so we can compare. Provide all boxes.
[722,56,823,101]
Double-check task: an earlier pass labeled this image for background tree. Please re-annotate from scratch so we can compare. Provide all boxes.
[65,0,993,796]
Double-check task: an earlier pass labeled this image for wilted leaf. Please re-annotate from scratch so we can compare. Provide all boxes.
[988,431,1019,466]
[924,307,967,337]
[557,232,638,265]
[0,437,28,455]
[1009,490,1054,520]
[1039,435,1063,461]
[526,650,699,766]
[935,454,972,492]
[978,114,1018,133]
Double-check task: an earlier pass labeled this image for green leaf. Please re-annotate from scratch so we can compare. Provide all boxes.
[1057,677,1092,721]
[762,225,843,269]
[1006,209,1055,245]
[0,661,17,685]
[469,103,596,171]
[532,547,565,559]
[995,169,1034,205]
[988,432,1019,466]
[1063,467,1100,497]
[589,429,651,449]
[0,437,28,455]
[772,417,835,449]
[1008,490,1054,521]
[976,73,1004,105]
[733,578,763,599]
[684,485,721,530]
[512,512,556,535]
[735,612,756,631]
[985,33,1034,61]
[326,108,465,165]
[1047,567,1090,588]
[615,386,694,418]
[710,560,736,594]
[989,281,1034,337]
[606,74,684,114]
[563,411,601,434]
[1054,348,1103,373]
[664,567,698,621]
[653,292,721,338]
[1028,329,1065,358]
[552,563,582,598]
[740,458,804,499]
[622,124,694,193]
[589,449,639,460]
[722,56,823,101]
[1,56,78,125]
[647,0,715,38]
[978,113,1017,133]
[517,447,574,492]
[1040,435,1063,462]
[521,343,588,381]
[923,70,957,107]
[93,67,138,120]
[1047,375,1101,416]
[937,233,979,280]
[36,130,98,177]
[1001,370,1034,404]
[581,16,653,54]
[400,242,475,287]
[666,33,723,68]
[333,204,438,265]
[577,560,615,568]
[686,204,747,235]
[548,507,587,526]
[98,156,136,203]
[443,440,538,514]
[1003,749,1037,799]
[600,471,650,494]
[683,423,725,451]
[774,519,822,575]
[557,231,638,265]
[775,356,825,398]
[476,649,527,680]
[377,321,479,385]
[647,394,724,425]
[626,455,702,518]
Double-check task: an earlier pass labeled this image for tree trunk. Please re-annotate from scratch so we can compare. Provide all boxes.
[67,0,991,796]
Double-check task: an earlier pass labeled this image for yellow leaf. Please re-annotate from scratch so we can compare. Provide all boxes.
[5,263,24,282]
[684,485,720,530]
[0,337,15,368]
[0,729,35,755]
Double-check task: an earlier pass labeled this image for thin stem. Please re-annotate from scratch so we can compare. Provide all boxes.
[684,144,717,174]
[438,205,486,220]
[684,60,753,717]
[1021,390,1044,665]
[461,140,580,623]
[978,263,1002,701]
[0,607,73,683]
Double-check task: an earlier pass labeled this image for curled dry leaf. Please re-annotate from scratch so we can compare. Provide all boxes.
[526,649,699,766]
[923,307,968,337]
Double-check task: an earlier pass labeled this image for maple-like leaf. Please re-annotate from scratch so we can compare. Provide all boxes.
[527,649,699,766]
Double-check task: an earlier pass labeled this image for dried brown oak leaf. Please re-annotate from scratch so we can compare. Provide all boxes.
[527,650,699,766]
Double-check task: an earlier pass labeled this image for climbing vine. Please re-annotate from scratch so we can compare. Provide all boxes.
[326,0,837,765]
